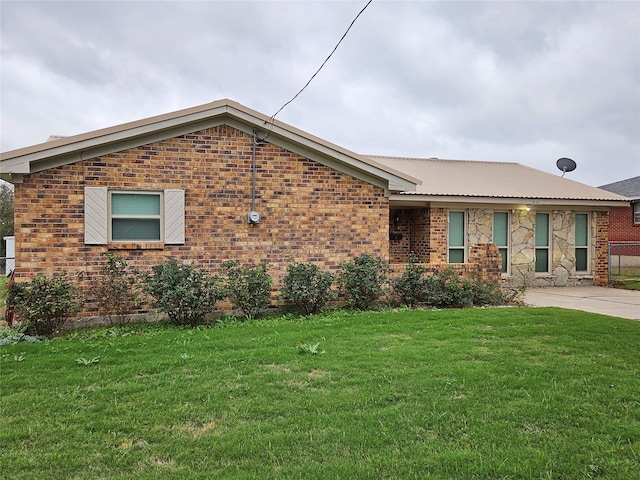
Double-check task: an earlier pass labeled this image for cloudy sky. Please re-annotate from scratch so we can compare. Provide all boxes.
[1,0,638,187]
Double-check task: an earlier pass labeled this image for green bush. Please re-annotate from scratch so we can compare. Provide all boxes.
[392,255,427,307]
[423,267,474,308]
[280,262,335,315]
[143,259,222,326]
[394,264,511,309]
[7,272,80,337]
[221,260,273,320]
[89,253,141,326]
[338,254,392,310]
[469,274,512,306]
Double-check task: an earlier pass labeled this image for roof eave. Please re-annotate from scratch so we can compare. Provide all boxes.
[389,194,631,208]
[0,100,418,193]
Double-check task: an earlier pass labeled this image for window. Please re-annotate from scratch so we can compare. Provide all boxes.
[634,202,640,224]
[110,192,162,241]
[493,211,509,274]
[84,187,184,245]
[575,213,589,272]
[535,213,550,273]
[448,211,465,263]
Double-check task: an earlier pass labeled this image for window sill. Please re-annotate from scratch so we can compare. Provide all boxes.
[108,242,165,251]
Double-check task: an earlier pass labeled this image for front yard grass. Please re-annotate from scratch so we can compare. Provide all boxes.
[1,307,639,479]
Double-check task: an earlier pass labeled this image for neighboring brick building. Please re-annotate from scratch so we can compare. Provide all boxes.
[599,176,640,242]
[599,176,640,257]
[0,100,630,318]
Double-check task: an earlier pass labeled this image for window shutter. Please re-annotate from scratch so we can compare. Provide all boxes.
[164,189,185,244]
[84,187,108,244]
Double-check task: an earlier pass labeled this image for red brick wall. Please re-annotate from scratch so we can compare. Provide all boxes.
[389,209,410,263]
[13,125,389,314]
[608,206,640,242]
[388,208,431,263]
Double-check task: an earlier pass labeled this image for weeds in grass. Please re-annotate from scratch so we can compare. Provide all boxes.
[75,356,99,366]
[297,342,325,355]
[1,308,638,479]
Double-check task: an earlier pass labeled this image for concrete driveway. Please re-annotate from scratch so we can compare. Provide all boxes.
[523,286,640,320]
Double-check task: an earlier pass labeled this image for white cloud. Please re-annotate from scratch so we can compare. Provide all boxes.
[1,0,638,186]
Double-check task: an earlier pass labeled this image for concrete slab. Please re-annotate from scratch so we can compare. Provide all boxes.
[523,286,640,320]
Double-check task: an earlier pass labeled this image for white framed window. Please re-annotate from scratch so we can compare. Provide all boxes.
[535,212,550,273]
[493,211,510,274]
[448,211,466,263]
[110,191,162,241]
[634,202,640,224]
[84,187,184,245]
[575,213,589,272]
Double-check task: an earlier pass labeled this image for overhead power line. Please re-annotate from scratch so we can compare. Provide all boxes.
[267,0,374,126]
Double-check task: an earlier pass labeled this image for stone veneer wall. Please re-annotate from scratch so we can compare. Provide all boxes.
[13,125,389,317]
[427,207,609,288]
[502,209,608,287]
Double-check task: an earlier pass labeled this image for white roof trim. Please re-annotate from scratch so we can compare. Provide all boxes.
[1,100,419,193]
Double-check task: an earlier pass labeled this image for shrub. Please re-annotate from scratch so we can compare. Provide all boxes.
[7,272,80,337]
[143,259,222,326]
[392,255,427,307]
[280,262,335,315]
[423,267,474,308]
[221,260,273,320]
[338,254,392,310]
[89,253,141,326]
[469,274,511,306]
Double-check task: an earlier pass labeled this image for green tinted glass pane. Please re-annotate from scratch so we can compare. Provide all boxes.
[499,247,508,273]
[576,248,588,271]
[535,213,549,247]
[575,214,588,247]
[535,248,548,273]
[449,249,464,264]
[112,218,161,241]
[493,212,508,246]
[112,193,160,215]
[449,212,464,247]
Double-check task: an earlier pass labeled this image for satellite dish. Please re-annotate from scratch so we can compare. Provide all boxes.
[556,157,577,177]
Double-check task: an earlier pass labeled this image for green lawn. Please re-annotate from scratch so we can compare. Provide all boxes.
[1,308,639,479]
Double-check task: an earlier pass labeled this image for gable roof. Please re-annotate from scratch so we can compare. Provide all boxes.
[0,99,419,193]
[598,176,640,200]
[368,156,630,207]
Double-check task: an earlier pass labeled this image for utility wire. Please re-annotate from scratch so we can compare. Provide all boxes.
[266,0,374,128]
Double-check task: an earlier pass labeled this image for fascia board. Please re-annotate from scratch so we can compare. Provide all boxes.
[3,107,232,175]
[228,109,418,192]
[0,156,30,175]
[1,101,418,194]
[226,118,391,192]
[389,194,630,208]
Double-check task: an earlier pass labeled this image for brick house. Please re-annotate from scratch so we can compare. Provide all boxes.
[599,176,640,242]
[599,176,640,257]
[0,99,629,315]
